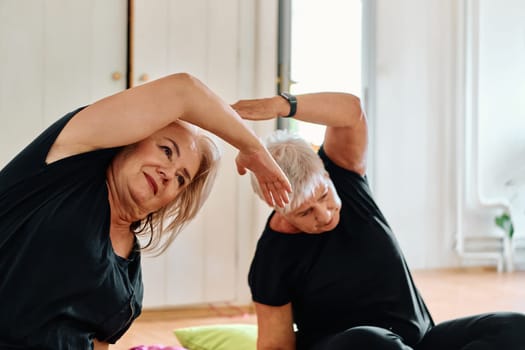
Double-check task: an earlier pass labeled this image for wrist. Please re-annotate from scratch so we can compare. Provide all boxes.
[279,92,297,118]
[239,133,266,156]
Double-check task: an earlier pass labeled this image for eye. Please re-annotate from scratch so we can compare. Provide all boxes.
[299,209,312,217]
[176,174,186,187]
[320,193,328,201]
[160,145,173,159]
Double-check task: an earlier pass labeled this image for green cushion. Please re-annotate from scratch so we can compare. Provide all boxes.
[174,324,257,350]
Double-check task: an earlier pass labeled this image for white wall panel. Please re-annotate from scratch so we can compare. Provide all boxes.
[0,1,45,167]
[374,0,457,268]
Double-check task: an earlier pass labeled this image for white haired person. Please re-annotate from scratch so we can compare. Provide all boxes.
[0,73,291,350]
[232,92,525,350]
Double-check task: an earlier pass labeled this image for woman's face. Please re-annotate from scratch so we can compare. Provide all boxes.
[283,179,342,234]
[109,122,201,220]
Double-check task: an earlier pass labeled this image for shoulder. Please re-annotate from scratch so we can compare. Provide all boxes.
[319,146,368,183]
[318,146,386,220]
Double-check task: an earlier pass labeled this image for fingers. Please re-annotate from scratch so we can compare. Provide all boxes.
[261,178,291,208]
[235,148,292,208]
[266,167,292,208]
[261,183,275,208]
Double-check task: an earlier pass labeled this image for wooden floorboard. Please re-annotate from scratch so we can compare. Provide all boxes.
[110,267,525,349]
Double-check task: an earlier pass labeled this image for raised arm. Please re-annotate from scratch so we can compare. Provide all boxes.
[93,339,108,350]
[47,73,291,207]
[232,92,368,175]
[254,302,295,350]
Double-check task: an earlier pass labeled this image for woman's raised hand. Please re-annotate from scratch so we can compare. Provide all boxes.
[231,97,292,207]
[236,146,292,208]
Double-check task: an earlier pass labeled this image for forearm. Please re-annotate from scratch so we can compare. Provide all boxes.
[83,72,264,153]
[255,303,296,350]
[175,75,264,153]
[258,344,294,350]
[232,91,368,175]
[258,340,295,350]
[275,92,364,127]
[93,339,109,350]
[173,74,292,207]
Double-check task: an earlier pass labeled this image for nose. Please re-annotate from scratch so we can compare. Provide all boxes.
[316,206,332,225]
[157,163,176,183]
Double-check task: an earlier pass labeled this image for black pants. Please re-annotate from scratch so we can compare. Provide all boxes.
[310,312,525,350]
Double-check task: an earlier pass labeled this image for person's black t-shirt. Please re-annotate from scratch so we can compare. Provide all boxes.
[0,108,143,349]
[249,147,433,349]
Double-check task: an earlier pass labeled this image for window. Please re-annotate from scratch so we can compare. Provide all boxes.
[278,0,364,147]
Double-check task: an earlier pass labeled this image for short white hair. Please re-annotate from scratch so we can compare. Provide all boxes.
[251,129,328,214]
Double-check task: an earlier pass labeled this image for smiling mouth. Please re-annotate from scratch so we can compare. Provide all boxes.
[144,173,158,195]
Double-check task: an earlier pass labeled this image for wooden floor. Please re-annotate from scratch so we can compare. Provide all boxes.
[110,267,525,349]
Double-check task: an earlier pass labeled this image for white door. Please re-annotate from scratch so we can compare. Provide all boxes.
[0,0,127,167]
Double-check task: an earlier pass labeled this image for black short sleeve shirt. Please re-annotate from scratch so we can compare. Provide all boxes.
[0,108,143,349]
[248,147,433,348]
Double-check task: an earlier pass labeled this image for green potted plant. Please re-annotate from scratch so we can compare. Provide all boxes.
[495,212,514,239]
[495,211,515,272]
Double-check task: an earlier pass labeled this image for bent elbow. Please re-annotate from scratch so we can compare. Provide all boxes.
[167,72,199,88]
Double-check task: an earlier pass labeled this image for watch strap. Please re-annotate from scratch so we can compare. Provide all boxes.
[279,92,297,118]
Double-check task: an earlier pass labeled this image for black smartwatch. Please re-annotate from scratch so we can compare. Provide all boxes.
[279,92,297,118]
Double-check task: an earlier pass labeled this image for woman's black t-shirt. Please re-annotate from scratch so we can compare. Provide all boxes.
[0,108,143,349]
[248,147,433,349]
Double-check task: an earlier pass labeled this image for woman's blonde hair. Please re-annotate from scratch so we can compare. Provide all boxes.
[251,129,327,214]
[135,132,221,255]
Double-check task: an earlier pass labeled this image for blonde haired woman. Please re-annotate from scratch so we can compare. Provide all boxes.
[0,73,291,349]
